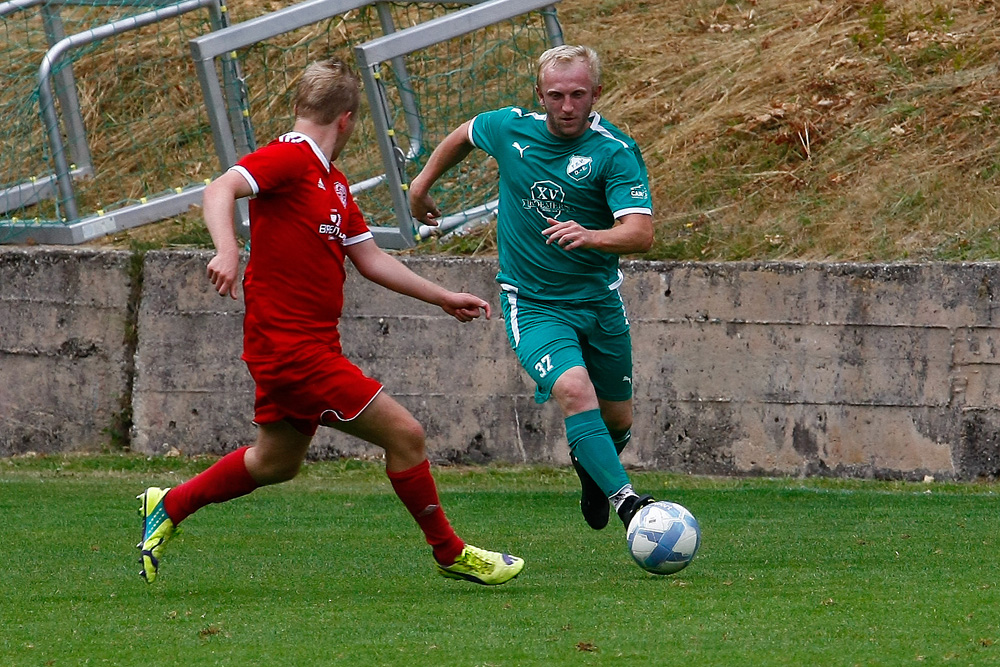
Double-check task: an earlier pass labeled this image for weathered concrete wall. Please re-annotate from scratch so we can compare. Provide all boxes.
[0,248,133,453]
[4,246,1000,480]
[627,263,1000,479]
[129,251,564,464]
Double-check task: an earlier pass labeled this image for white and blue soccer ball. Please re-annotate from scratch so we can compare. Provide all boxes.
[626,500,701,575]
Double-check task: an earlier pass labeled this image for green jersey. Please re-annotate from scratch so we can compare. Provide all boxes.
[470,106,652,302]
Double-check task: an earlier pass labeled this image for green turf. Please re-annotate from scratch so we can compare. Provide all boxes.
[2,455,999,665]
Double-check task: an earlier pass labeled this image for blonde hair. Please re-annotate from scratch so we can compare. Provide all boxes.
[535,45,601,91]
[294,58,361,126]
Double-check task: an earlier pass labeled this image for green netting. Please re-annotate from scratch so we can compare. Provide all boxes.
[225,5,409,224]
[0,0,554,242]
[0,0,221,236]
[380,13,551,231]
[223,3,550,233]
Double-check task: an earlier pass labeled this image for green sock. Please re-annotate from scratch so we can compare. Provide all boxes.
[566,409,631,497]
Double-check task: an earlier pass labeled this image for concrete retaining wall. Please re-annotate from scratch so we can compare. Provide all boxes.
[3,246,1000,480]
[0,248,134,452]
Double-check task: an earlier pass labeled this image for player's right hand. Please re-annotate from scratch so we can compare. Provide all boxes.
[409,188,441,226]
[207,250,240,299]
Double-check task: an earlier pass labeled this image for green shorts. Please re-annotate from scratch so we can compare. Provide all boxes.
[499,287,633,404]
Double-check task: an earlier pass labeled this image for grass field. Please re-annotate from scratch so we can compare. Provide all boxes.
[3,455,1000,666]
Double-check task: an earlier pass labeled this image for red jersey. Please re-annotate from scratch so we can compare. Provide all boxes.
[231,132,373,361]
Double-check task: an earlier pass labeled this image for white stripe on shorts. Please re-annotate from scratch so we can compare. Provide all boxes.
[504,290,521,346]
[613,286,630,327]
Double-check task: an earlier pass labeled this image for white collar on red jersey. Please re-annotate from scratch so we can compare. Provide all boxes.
[280,131,330,172]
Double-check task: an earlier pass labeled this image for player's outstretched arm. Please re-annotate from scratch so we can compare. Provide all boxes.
[203,170,253,299]
[408,120,476,226]
[345,238,490,322]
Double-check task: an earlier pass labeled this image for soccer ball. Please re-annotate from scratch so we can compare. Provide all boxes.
[626,501,701,575]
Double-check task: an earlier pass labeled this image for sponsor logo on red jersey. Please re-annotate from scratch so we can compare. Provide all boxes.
[319,211,345,241]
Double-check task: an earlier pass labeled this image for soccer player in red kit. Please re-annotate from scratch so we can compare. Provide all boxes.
[136,58,524,586]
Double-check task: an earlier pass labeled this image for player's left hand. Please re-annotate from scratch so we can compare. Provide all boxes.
[207,249,240,299]
[542,217,595,250]
[441,292,491,322]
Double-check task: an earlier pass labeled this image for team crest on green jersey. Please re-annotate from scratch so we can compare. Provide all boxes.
[567,155,593,181]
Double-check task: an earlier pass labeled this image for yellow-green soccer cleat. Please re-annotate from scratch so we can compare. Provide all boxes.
[137,487,175,584]
[436,544,524,585]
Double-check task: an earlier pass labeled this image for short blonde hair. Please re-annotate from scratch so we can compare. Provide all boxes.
[294,58,360,126]
[535,45,601,91]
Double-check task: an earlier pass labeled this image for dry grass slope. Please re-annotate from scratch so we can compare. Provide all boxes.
[564,0,1000,261]
[95,0,1000,261]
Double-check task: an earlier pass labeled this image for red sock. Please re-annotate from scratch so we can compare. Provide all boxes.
[386,459,465,565]
[162,446,259,525]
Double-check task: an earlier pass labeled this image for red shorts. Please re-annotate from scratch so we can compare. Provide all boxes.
[244,345,383,437]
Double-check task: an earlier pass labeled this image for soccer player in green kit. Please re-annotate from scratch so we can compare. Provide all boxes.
[409,45,657,534]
